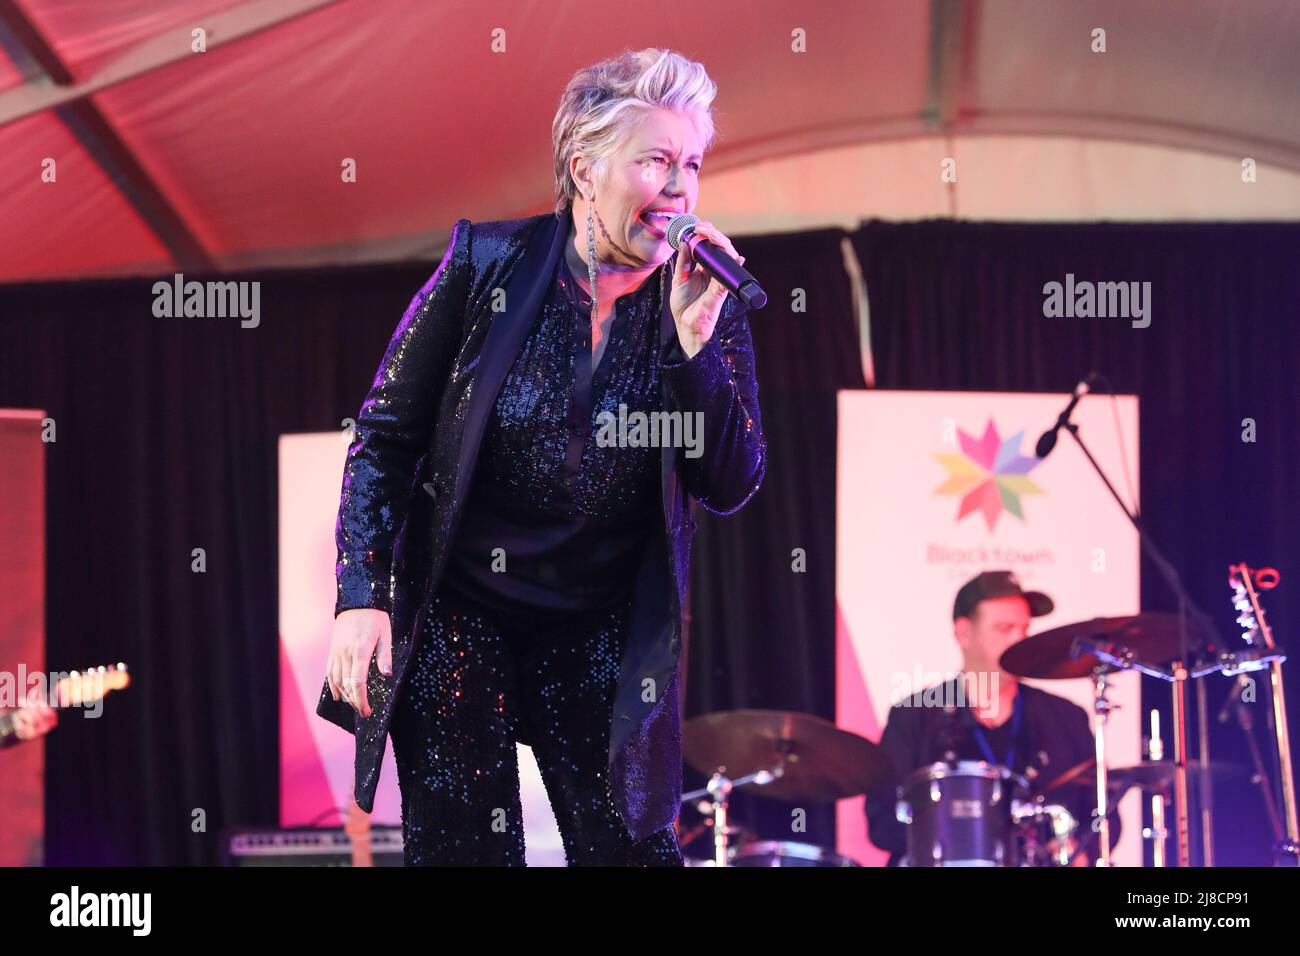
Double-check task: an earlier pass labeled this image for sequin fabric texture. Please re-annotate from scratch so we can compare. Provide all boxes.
[389,588,683,865]
[317,211,767,849]
[442,252,664,611]
[390,253,681,865]
[481,252,662,520]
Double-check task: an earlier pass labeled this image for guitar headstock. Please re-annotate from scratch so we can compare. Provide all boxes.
[1227,564,1279,651]
[53,663,131,708]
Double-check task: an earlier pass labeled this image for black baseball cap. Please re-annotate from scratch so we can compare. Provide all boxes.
[952,570,1054,620]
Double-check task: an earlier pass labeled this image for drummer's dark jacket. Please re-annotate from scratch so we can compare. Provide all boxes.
[315,208,765,843]
[865,678,1121,863]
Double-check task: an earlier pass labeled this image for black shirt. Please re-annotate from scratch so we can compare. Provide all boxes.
[441,251,665,614]
[865,678,1118,863]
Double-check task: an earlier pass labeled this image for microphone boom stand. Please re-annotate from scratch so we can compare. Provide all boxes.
[1055,415,1218,867]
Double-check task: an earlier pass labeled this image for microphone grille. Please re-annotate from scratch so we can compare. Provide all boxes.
[665,214,698,250]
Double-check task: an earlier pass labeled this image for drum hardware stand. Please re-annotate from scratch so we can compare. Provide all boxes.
[706,772,734,867]
[1143,797,1170,868]
[682,765,780,867]
[1144,708,1168,867]
[1264,666,1299,866]
[1169,660,1192,866]
[1089,665,1114,865]
[1222,676,1287,852]
[1137,783,1173,869]
[1081,638,1198,866]
[1196,665,1214,866]
[1073,636,1179,865]
[1065,784,1127,867]
[1047,394,1222,867]
[1156,645,1290,867]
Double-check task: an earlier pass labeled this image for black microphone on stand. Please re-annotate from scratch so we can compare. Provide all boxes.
[1035,373,1104,459]
[665,214,768,309]
[1218,674,1252,725]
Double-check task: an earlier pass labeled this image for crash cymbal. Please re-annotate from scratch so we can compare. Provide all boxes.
[682,709,894,802]
[1045,757,1241,795]
[1000,614,1215,680]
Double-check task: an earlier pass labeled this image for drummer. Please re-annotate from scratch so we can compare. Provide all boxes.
[865,570,1120,865]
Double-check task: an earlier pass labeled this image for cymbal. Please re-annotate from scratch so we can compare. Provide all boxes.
[682,709,894,802]
[1000,614,1215,680]
[1045,757,1241,795]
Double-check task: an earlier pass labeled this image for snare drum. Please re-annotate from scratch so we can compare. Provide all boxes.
[895,761,1026,867]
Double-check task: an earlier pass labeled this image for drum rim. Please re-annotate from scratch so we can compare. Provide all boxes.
[899,759,1028,791]
[731,840,859,866]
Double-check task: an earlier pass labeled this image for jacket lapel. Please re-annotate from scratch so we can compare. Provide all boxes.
[457,218,684,537]
[453,212,567,504]
[659,253,682,532]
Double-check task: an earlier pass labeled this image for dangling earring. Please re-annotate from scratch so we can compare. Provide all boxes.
[585,192,598,328]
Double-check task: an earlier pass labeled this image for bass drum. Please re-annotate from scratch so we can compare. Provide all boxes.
[896,761,1026,867]
[730,840,860,867]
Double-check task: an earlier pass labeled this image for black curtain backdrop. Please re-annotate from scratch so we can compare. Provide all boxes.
[682,227,861,854]
[0,220,1296,865]
[0,263,443,865]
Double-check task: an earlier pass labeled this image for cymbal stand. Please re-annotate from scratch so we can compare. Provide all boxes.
[1090,667,1114,865]
[681,765,780,867]
[1079,635,1203,866]
[1144,708,1168,867]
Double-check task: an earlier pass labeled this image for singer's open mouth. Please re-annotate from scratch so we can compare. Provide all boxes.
[638,208,677,238]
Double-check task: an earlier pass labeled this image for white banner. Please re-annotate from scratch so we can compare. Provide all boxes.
[836,390,1142,866]
[277,432,565,864]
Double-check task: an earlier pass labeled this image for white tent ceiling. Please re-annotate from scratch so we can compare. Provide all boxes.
[1,0,1297,284]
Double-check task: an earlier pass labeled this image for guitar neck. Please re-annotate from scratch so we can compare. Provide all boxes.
[0,664,131,748]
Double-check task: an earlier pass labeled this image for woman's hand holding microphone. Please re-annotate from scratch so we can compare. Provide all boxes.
[668,218,745,359]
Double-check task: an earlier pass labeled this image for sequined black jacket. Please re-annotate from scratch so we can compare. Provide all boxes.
[316,208,766,843]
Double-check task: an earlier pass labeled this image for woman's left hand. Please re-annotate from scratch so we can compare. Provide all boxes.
[668,219,745,359]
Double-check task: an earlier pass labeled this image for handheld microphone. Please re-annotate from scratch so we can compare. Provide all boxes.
[1035,373,1104,459]
[665,214,768,310]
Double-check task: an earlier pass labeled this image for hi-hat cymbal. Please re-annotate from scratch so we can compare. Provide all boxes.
[1045,757,1241,795]
[1000,614,1215,680]
[682,709,894,802]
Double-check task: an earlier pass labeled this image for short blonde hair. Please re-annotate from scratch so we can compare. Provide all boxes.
[551,48,717,216]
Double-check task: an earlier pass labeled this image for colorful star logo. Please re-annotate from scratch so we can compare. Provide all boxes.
[933,419,1044,530]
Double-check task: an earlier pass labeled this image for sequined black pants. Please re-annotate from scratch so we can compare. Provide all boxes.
[389,587,683,866]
